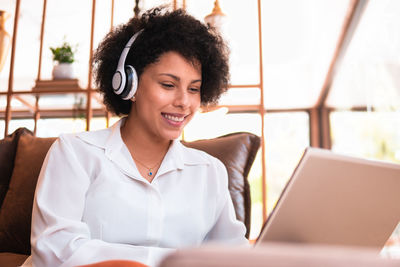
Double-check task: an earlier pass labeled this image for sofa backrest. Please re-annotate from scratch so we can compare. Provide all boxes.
[0,130,56,254]
[0,128,32,208]
[0,128,260,254]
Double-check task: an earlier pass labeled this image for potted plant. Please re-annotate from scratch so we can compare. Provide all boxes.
[50,41,76,79]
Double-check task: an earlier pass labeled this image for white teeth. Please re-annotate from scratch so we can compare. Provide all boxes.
[164,114,184,122]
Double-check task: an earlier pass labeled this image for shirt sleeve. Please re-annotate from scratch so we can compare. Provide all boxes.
[31,135,174,267]
[203,158,249,245]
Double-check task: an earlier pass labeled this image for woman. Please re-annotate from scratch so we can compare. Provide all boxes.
[29,7,247,267]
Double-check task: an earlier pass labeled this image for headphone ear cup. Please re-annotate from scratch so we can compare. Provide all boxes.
[120,65,138,100]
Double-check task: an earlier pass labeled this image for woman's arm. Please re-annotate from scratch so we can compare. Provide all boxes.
[202,159,248,245]
[31,135,173,267]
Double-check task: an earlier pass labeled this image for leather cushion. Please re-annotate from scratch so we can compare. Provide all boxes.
[0,134,56,254]
[0,128,33,208]
[0,252,29,267]
[183,132,260,238]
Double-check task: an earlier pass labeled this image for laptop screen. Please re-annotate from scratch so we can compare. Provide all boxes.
[256,147,400,249]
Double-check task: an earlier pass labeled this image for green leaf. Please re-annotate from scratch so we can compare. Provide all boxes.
[50,41,76,63]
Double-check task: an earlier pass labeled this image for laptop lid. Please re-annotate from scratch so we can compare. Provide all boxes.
[256,147,400,249]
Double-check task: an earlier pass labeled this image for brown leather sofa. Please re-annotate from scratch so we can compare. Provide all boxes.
[0,127,260,267]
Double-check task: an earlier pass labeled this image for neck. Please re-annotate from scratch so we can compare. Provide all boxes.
[121,114,171,165]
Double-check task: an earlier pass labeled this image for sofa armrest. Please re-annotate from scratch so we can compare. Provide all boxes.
[0,133,56,254]
[0,128,33,208]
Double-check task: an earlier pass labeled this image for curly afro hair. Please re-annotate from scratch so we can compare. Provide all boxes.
[92,7,230,116]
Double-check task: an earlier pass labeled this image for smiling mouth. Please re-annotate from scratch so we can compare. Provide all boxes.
[161,113,188,124]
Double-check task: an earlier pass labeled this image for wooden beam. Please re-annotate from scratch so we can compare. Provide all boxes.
[36,0,47,81]
[315,0,369,108]
[106,110,111,128]
[86,0,96,131]
[91,92,103,105]
[309,108,319,147]
[228,84,260,89]
[34,96,40,136]
[14,95,35,112]
[320,108,331,148]
[257,0,267,222]
[4,89,87,95]
[201,104,259,113]
[309,107,333,149]
[4,0,21,136]
[110,0,114,30]
[0,108,108,119]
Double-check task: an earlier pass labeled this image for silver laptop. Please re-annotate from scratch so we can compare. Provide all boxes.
[256,147,400,249]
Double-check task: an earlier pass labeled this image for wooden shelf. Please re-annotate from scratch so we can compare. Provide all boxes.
[32,79,84,92]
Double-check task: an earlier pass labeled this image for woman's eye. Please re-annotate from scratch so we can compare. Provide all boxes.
[189,87,200,93]
[161,83,174,88]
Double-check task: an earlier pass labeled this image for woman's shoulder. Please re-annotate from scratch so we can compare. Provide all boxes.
[179,142,229,192]
[57,127,109,146]
[51,127,114,158]
[180,142,211,161]
[179,142,226,171]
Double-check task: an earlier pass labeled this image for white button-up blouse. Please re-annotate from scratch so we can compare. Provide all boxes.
[30,119,247,267]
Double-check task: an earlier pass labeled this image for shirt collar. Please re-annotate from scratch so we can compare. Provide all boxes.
[76,118,209,181]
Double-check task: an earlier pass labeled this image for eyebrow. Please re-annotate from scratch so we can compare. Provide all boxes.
[159,73,201,84]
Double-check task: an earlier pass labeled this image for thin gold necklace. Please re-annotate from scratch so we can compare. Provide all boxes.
[131,155,163,177]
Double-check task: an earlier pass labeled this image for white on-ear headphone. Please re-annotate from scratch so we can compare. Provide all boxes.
[112,30,143,100]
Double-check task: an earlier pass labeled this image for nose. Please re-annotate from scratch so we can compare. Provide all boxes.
[173,88,189,109]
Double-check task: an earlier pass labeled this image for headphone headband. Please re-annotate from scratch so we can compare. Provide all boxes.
[112,30,143,99]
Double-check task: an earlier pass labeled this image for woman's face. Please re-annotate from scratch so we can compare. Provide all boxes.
[132,51,201,142]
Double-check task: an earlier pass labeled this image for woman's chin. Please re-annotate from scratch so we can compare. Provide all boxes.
[156,128,183,142]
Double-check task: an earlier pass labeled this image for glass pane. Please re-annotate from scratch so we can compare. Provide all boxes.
[219,87,260,106]
[1,95,33,112]
[184,109,261,141]
[89,116,119,131]
[248,150,263,240]
[0,119,4,139]
[330,111,400,163]
[262,0,349,108]
[10,0,43,91]
[112,0,169,27]
[36,118,86,137]
[40,0,92,85]
[92,0,114,62]
[186,0,260,85]
[91,93,104,110]
[328,0,400,110]
[38,94,86,110]
[264,112,310,214]
[9,119,34,133]
[0,95,6,111]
